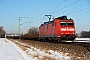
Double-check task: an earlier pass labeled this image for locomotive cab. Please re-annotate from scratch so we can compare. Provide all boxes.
[58,16,76,40]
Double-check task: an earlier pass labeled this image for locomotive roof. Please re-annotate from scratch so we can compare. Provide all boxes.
[55,16,72,20]
[40,16,73,26]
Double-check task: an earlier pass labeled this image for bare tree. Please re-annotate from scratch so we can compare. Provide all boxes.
[27,27,39,37]
[0,26,6,38]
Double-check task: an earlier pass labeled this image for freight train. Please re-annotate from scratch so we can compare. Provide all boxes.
[6,16,76,42]
[39,16,76,42]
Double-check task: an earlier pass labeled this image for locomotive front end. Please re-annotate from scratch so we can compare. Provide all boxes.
[59,16,76,40]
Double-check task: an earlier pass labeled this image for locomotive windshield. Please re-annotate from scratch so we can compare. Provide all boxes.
[60,22,66,26]
[60,22,74,26]
[67,23,74,26]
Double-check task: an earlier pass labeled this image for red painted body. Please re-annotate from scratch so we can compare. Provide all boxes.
[39,16,76,40]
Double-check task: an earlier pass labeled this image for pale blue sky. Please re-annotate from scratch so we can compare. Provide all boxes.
[0,0,90,33]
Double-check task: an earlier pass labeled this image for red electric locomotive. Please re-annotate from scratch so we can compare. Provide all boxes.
[39,16,76,42]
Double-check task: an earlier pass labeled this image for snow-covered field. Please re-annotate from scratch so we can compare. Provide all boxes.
[0,38,25,60]
[10,39,72,60]
[0,38,73,60]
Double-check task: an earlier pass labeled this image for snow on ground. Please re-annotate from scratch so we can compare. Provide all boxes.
[0,38,25,60]
[11,39,72,60]
[25,46,71,60]
[1,38,89,60]
[74,38,90,43]
[0,38,37,60]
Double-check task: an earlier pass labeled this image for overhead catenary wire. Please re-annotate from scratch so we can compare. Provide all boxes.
[26,0,55,17]
[51,0,90,22]
[24,0,56,26]
[33,0,64,18]
[34,0,67,22]
[67,0,90,16]
[51,0,81,14]
[30,0,83,26]
[32,0,89,26]
[25,0,90,28]
[68,6,90,16]
[76,16,90,21]
[50,0,65,14]
[31,0,65,26]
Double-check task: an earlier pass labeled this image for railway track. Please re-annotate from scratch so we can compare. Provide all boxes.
[42,38,90,53]
[60,41,90,53]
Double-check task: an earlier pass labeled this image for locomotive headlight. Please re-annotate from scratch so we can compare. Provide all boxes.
[72,32,74,34]
[61,32,64,34]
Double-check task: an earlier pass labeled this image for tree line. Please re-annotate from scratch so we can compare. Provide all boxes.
[80,31,90,38]
[27,27,90,38]
[26,27,39,37]
[0,26,90,38]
